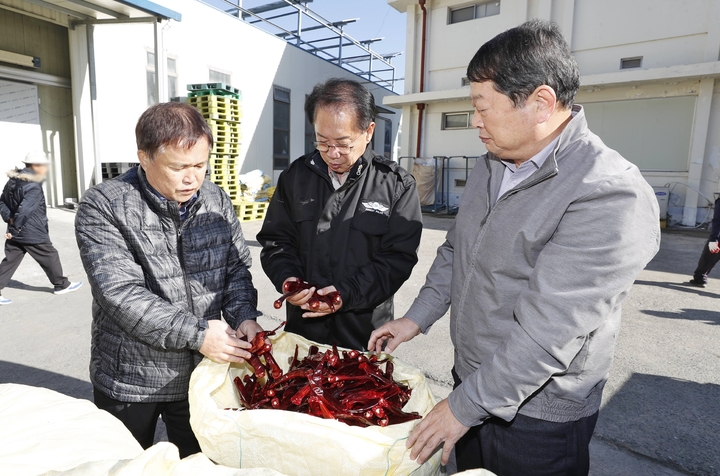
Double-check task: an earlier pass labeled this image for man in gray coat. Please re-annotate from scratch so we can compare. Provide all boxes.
[369,20,660,475]
[76,102,264,457]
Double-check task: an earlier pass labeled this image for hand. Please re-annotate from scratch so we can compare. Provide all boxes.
[199,319,252,363]
[368,317,421,353]
[709,241,719,254]
[236,319,265,342]
[4,233,10,240]
[302,285,343,318]
[283,277,315,307]
[407,399,470,465]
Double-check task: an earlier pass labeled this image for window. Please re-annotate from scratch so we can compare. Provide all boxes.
[146,51,157,106]
[209,68,232,84]
[273,86,291,170]
[304,96,315,154]
[384,119,392,159]
[442,112,472,130]
[449,1,500,24]
[146,51,179,104]
[167,57,178,99]
[461,77,471,87]
[620,56,643,70]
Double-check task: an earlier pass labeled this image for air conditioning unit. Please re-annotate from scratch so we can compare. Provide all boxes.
[653,187,670,220]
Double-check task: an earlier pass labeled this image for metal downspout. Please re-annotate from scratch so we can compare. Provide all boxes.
[415,0,428,158]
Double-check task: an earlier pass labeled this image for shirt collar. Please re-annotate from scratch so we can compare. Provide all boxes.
[148,184,198,220]
[501,136,560,173]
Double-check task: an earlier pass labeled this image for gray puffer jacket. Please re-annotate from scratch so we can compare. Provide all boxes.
[76,166,260,402]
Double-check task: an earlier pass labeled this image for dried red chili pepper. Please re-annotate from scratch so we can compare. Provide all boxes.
[233,338,421,428]
[273,280,342,312]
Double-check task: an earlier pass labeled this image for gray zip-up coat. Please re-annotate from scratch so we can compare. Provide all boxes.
[407,106,660,426]
[76,166,261,402]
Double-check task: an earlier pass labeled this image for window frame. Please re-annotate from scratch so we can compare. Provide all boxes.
[442,111,473,130]
[304,94,315,155]
[448,1,501,24]
[620,56,643,70]
[273,85,292,170]
[208,68,232,85]
[166,55,178,100]
[145,50,157,106]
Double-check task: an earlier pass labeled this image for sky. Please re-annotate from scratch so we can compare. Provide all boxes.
[203,0,407,92]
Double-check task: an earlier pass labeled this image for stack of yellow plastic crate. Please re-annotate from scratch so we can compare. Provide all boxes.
[187,82,244,205]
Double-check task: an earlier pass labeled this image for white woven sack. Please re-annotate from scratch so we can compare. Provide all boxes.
[189,331,442,476]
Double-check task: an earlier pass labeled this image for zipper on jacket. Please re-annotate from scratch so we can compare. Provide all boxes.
[480,157,558,227]
[175,220,195,314]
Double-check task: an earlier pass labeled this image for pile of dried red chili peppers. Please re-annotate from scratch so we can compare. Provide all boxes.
[233,323,421,427]
[273,280,342,312]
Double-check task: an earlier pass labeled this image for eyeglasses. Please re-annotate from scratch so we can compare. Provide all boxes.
[313,133,364,155]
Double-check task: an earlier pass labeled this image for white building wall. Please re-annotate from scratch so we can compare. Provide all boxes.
[91,0,400,184]
[387,0,720,225]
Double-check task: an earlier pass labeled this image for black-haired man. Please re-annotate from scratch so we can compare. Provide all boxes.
[370,20,660,475]
[258,78,422,350]
[76,102,264,456]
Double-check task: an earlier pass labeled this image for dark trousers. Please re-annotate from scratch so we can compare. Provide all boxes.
[93,387,201,458]
[693,240,720,283]
[453,370,598,476]
[0,240,70,291]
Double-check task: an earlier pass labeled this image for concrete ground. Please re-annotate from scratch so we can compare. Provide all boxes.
[1,209,718,475]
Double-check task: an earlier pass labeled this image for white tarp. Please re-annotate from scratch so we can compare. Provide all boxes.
[0,384,287,476]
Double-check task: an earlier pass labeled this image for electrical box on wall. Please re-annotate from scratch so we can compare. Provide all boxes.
[653,187,670,220]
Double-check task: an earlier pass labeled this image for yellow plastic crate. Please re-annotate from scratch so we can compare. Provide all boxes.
[233,202,268,222]
[211,142,240,155]
[207,121,240,134]
[188,95,240,110]
[200,109,241,122]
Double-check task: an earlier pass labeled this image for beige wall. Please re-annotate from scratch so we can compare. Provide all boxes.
[389,0,720,224]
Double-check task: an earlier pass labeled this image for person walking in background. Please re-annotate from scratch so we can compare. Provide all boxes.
[688,196,720,287]
[0,152,82,305]
[257,78,422,350]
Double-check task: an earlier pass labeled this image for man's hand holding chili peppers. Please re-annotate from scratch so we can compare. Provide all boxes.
[301,285,342,318]
[199,320,253,364]
[406,399,470,465]
[281,278,343,318]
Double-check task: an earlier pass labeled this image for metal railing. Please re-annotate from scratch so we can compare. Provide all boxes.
[200,0,400,91]
[400,156,481,215]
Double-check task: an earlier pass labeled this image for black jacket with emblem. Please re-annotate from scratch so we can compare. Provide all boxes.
[258,148,422,350]
[0,168,50,245]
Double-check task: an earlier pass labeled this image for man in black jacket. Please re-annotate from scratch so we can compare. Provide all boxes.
[688,196,720,287]
[0,152,82,305]
[258,78,422,350]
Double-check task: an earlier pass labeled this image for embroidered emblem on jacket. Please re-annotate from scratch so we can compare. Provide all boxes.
[361,201,390,215]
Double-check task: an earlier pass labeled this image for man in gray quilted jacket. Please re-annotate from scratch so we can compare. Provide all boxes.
[76,102,263,457]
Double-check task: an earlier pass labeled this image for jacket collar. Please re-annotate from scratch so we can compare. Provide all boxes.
[305,147,373,187]
[6,167,44,183]
[486,104,587,196]
[136,166,203,221]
